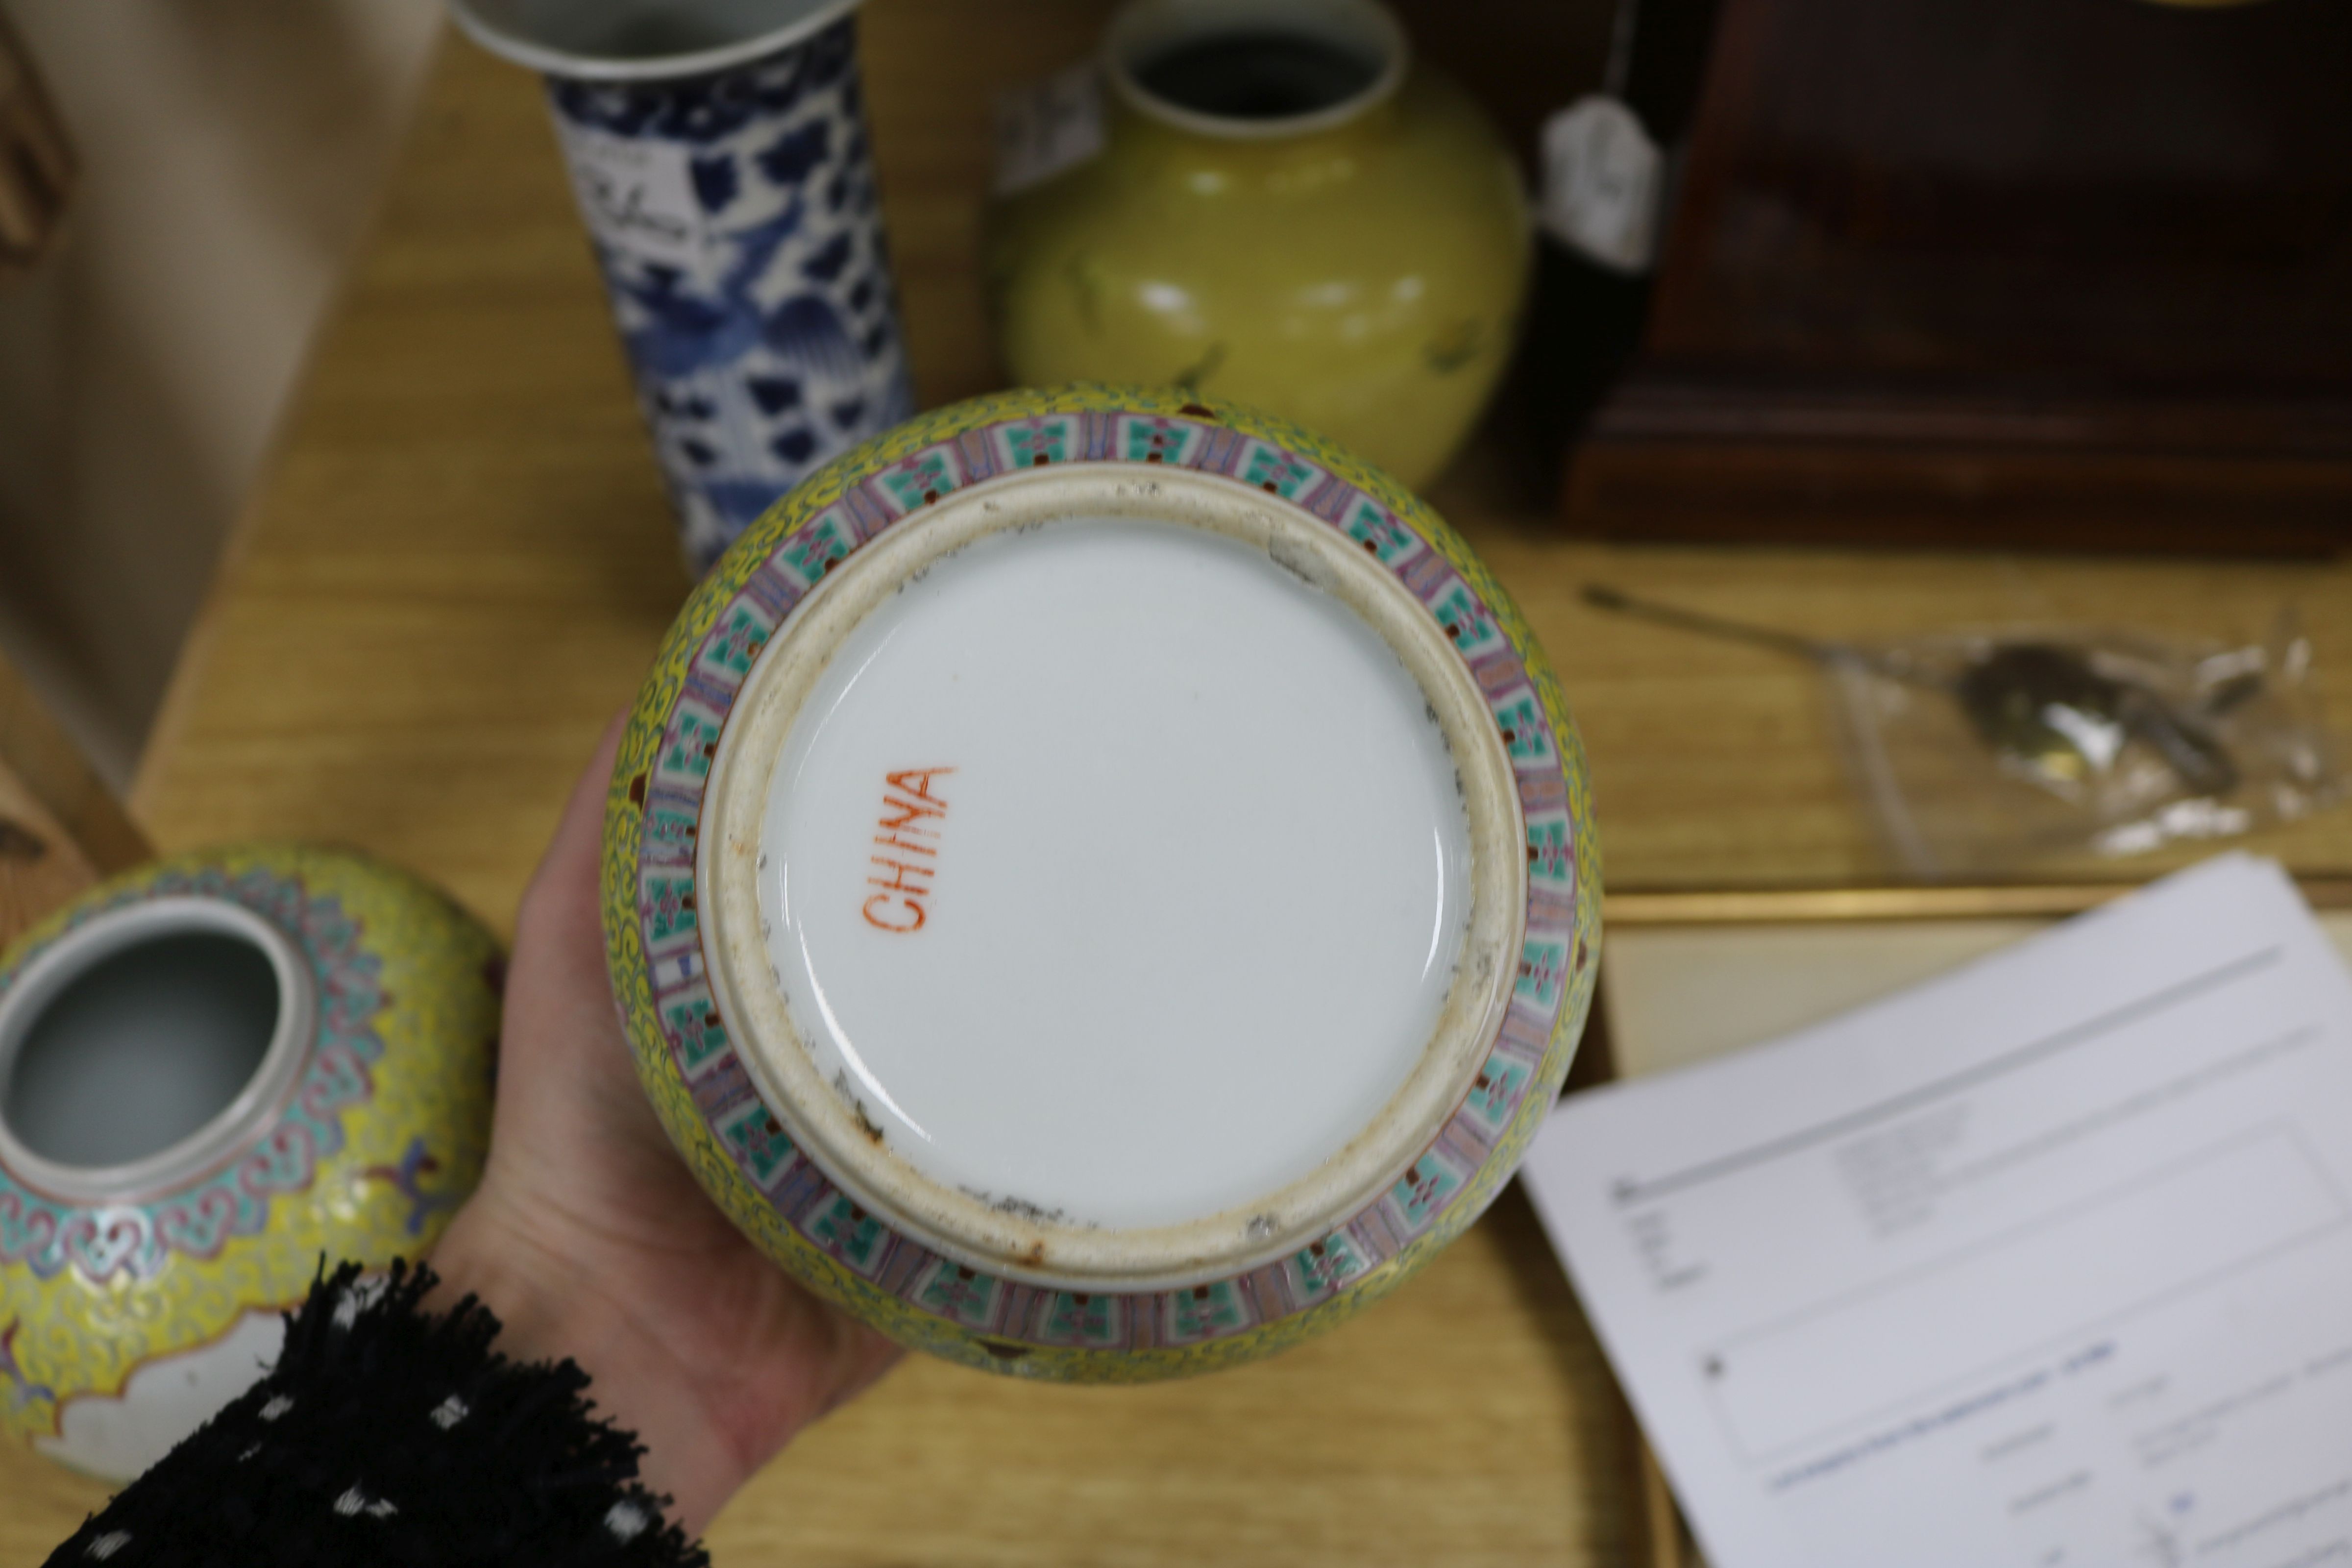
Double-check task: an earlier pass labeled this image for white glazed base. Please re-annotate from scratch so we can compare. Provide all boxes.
[702,464,1526,1292]
[760,516,1473,1229]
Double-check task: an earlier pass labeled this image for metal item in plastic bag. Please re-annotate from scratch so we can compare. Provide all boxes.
[1825,615,2339,876]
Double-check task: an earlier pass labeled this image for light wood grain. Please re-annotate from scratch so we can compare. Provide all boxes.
[6,1,2348,1561]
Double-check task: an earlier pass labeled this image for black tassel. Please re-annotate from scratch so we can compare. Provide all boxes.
[46,1259,707,1568]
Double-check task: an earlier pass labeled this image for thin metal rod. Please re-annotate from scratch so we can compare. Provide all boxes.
[1580,584,1850,665]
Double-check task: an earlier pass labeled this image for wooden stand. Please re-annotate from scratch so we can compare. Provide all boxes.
[0,653,147,947]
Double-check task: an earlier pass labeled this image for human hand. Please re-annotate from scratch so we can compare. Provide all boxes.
[427,714,900,1534]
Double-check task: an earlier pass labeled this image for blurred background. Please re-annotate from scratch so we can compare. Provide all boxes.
[0,1,443,786]
[0,0,1610,788]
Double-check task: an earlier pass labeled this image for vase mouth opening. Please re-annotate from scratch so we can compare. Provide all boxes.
[447,0,862,83]
[1104,0,1410,142]
[0,897,316,1203]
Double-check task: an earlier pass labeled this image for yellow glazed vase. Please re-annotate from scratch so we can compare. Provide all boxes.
[984,0,1530,492]
[0,846,500,1479]
[602,384,1599,1382]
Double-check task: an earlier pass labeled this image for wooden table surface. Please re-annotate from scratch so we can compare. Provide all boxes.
[7,2,2351,1559]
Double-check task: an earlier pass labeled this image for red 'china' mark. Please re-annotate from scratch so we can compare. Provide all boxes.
[864,769,954,932]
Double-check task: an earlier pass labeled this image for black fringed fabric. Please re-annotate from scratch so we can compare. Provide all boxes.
[46,1261,707,1567]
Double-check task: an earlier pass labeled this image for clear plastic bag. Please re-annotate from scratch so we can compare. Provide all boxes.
[1826,613,2341,878]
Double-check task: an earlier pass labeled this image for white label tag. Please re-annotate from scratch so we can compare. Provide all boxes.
[993,64,1105,196]
[557,126,714,283]
[1541,95,1665,274]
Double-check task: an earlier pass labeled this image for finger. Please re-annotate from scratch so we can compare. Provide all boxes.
[515,710,630,949]
[819,1320,905,1418]
[491,709,677,1185]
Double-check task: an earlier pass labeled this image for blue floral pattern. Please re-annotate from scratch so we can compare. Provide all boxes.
[547,17,913,575]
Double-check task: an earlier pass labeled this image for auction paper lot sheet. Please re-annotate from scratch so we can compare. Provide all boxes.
[1524,856,2352,1568]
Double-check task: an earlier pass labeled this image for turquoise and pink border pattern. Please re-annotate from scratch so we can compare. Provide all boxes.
[0,865,387,1285]
[603,384,1600,1379]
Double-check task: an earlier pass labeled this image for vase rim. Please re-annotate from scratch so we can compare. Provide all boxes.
[447,0,863,84]
[0,896,318,1205]
[1102,0,1411,143]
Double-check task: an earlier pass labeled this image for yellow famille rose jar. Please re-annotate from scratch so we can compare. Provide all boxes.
[604,385,1599,1382]
[984,0,1530,491]
[0,846,500,1479]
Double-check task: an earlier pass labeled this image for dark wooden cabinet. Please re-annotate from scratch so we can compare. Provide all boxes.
[1562,0,2352,553]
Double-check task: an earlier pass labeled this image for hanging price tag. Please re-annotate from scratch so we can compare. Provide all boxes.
[1541,95,1665,274]
[993,64,1105,196]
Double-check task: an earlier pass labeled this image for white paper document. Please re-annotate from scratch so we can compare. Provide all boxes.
[1523,856,2352,1568]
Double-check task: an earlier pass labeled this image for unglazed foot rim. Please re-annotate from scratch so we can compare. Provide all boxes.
[700,463,1526,1292]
